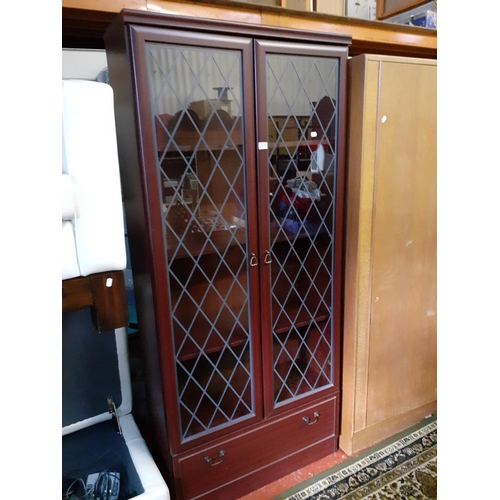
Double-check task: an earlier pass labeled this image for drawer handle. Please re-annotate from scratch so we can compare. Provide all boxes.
[204,450,225,466]
[302,411,320,425]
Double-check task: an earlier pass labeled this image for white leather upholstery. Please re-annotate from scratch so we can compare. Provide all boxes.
[62,80,126,279]
[62,174,76,220]
[62,221,80,280]
[120,414,171,500]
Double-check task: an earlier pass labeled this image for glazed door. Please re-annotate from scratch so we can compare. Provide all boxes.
[130,27,261,450]
[255,40,346,414]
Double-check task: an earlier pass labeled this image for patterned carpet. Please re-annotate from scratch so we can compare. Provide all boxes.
[275,418,437,500]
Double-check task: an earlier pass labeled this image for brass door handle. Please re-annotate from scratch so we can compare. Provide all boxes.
[250,253,258,267]
[264,250,272,264]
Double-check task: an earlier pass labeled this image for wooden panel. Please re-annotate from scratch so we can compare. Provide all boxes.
[350,401,436,454]
[351,58,380,433]
[315,0,344,16]
[178,397,337,499]
[340,54,436,457]
[89,271,128,331]
[62,271,128,331]
[281,0,310,11]
[366,58,437,426]
[339,55,365,456]
[147,0,262,24]
[63,0,436,58]
[196,438,336,499]
[63,0,146,11]
[62,276,94,311]
[340,55,380,455]
[258,10,435,57]
[232,0,280,5]
[377,0,428,20]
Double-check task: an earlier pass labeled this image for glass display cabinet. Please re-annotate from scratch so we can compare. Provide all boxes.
[105,11,350,499]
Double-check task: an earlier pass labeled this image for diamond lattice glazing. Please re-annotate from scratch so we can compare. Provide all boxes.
[147,43,253,440]
[266,54,339,405]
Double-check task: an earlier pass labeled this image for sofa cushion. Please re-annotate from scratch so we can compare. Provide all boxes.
[62,221,80,280]
[62,80,127,277]
[62,173,75,220]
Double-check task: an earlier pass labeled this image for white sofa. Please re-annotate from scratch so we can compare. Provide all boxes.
[62,79,127,279]
[62,79,170,500]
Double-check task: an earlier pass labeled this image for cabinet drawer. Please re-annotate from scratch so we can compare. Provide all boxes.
[178,397,337,499]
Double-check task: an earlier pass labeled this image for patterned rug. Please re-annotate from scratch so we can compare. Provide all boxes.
[275,418,437,500]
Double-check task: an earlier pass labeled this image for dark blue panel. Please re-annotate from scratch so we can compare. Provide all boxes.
[62,308,122,427]
[62,419,144,498]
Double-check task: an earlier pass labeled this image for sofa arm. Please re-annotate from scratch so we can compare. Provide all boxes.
[62,80,126,278]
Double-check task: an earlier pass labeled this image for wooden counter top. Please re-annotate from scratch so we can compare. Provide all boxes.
[62,0,436,58]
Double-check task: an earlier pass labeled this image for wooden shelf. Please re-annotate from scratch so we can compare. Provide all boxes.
[178,348,253,437]
[269,220,327,244]
[273,297,329,334]
[269,139,327,149]
[175,318,249,362]
[157,129,243,153]
[179,390,252,439]
[274,359,329,403]
[166,226,247,260]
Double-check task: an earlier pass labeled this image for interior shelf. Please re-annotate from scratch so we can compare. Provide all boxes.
[179,392,252,440]
[272,297,330,335]
[268,138,328,150]
[156,121,243,153]
[274,359,329,403]
[175,319,249,362]
[177,345,253,438]
[269,220,327,244]
[166,227,247,260]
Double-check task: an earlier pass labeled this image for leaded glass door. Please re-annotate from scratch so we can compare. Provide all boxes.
[255,41,343,412]
[132,29,261,446]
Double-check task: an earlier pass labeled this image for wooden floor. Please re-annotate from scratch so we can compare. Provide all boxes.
[237,448,355,499]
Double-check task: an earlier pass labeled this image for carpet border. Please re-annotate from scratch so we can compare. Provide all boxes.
[272,413,437,500]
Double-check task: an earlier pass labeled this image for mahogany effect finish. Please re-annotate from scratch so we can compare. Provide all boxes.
[105,10,349,499]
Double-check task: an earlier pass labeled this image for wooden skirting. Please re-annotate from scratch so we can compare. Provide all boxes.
[62,0,436,58]
[339,401,437,456]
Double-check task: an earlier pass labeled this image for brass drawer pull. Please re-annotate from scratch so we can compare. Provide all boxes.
[264,250,272,264]
[204,450,225,466]
[250,253,258,267]
[302,411,320,425]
